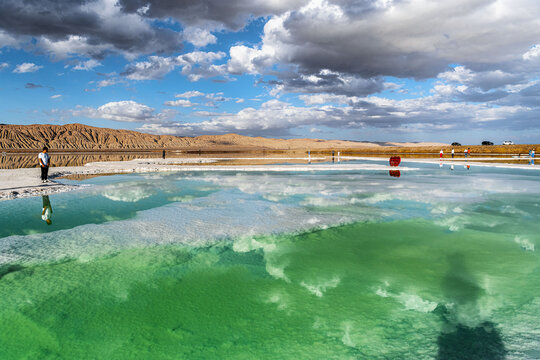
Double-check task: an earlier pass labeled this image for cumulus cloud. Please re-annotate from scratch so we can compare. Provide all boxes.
[118,0,306,31]
[176,90,205,98]
[0,62,9,71]
[122,51,227,81]
[13,63,42,73]
[137,87,540,137]
[438,66,526,92]
[164,99,196,107]
[183,27,217,48]
[0,0,183,59]
[97,78,125,88]
[269,70,387,97]
[71,100,176,123]
[222,0,540,98]
[163,91,232,108]
[73,59,102,71]
[523,45,540,61]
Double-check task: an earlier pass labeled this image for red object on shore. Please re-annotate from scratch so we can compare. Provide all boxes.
[389,156,401,167]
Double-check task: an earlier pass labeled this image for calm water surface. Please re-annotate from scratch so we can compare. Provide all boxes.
[0,160,539,359]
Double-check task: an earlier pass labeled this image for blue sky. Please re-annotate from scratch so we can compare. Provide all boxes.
[1,0,540,144]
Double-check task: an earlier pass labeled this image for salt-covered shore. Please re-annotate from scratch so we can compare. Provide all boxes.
[1,156,536,200]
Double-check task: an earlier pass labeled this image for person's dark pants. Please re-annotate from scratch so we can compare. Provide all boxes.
[41,165,49,181]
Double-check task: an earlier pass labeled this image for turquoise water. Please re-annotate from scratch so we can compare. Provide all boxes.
[1,161,539,359]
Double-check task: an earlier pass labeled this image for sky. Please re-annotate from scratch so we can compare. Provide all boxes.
[1,0,540,144]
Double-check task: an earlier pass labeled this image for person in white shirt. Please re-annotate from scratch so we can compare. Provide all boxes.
[38,146,50,183]
[41,195,53,225]
[451,148,454,158]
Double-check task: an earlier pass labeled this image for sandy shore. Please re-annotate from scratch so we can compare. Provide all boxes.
[0,156,537,200]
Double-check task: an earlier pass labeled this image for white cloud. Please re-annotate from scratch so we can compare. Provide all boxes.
[523,45,540,60]
[438,66,524,91]
[176,90,205,98]
[0,30,20,48]
[0,62,8,71]
[37,35,113,61]
[164,99,196,107]
[183,27,218,48]
[137,85,540,137]
[73,59,102,71]
[1,0,182,60]
[123,51,227,81]
[97,78,125,88]
[164,92,231,108]
[72,100,175,123]
[222,0,540,100]
[50,94,62,99]
[13,63,43,73]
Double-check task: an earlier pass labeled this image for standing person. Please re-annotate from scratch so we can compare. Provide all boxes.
[38,146,50,183]
[451,148,455,158]
[440,149,444,159]
[41,195,53,225]
[464,148,468,158]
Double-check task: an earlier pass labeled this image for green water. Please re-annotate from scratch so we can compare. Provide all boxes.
[1,163,539,359]
[1,221,538,359]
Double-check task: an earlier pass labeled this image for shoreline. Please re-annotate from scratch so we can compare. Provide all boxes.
[1,156,537,200]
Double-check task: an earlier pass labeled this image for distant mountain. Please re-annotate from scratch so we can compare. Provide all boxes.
[0,123,445,151]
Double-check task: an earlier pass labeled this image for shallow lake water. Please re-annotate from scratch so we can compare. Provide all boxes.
[1,160,539,359]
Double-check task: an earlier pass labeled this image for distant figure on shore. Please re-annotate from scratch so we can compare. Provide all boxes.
[464,148,468,158]
[451,148,454,158]
[440,149,443,159]
[162,150,166,159]
[41,195,53,225]
[308,150,311,164]
[332,150,335,163]
[468,148,471,158]
[38,146,50,183]
[531,149,535,166]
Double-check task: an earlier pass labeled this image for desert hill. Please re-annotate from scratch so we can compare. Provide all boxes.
[0,123,446,151]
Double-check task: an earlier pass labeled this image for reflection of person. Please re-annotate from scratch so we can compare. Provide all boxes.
[38,146,51,183]
[41,195,53,225]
